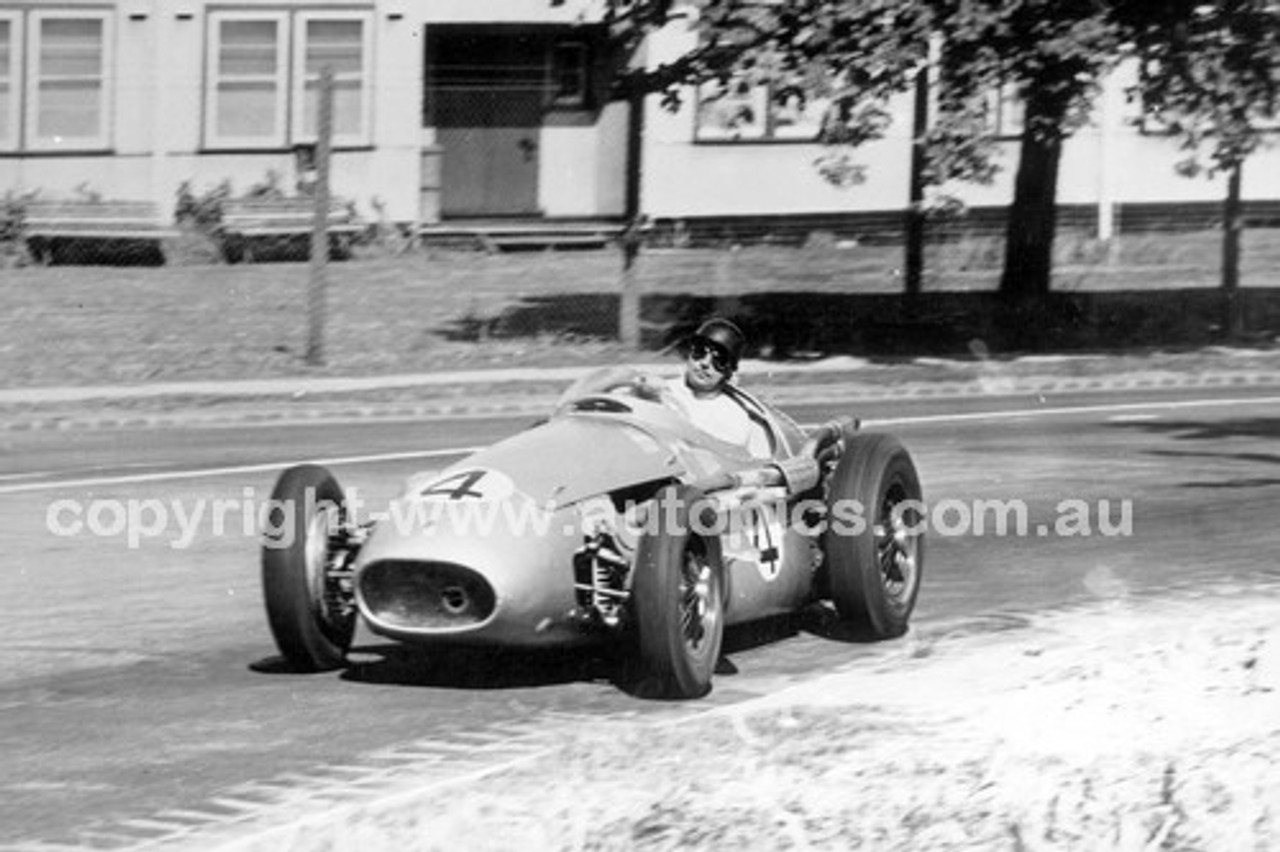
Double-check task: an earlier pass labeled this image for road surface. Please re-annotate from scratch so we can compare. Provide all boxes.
[2,387,1278,848]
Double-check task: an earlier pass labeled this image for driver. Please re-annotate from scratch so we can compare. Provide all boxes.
[666,318,772,459]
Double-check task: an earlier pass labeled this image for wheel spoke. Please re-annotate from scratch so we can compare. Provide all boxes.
[679,552,714,650]
[304,506,356,634]
[877,494,918,598]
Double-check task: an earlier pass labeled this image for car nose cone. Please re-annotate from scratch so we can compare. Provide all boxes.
[353,493,585,646]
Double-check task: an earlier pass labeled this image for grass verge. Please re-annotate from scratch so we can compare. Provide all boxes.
[2,230,1279,389]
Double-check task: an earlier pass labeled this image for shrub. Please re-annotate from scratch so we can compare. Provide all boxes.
[0,190,37,268]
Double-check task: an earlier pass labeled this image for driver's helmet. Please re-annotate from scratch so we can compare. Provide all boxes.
[689,318,746,374]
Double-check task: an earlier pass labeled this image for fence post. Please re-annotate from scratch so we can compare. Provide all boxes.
[306,67,334,367]
[1222,160,1244,340]
[619,218,643,349]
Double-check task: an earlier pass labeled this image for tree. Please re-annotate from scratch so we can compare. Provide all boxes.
[924,1,1123,306]
[599,0,935,338]
[601,2,1276,344]
[602,2,1123,315]
[606,1,932,122]
[1118,0,1280,339]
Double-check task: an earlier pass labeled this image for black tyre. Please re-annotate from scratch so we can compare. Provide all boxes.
[632,485,724,699]
[261,464,356,671]
[822,432,924,638]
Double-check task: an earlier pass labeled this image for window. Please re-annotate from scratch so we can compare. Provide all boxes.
[695,77,767,141]
[1134,56,1280,136]
[550,41,588,108]
[693,74,834,143]
[294,13,372,143]
[206,10,372,150]
[983,82,1024,139]
[0,13,16,151]
[207,12,288,147]
[1,10,113,152]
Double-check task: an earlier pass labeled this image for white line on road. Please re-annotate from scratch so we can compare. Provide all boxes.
[1107,413,1161,422]
[865,395,1280,427]
[0,448,481,495]
[4,393,1279,496]
[0,472,59,483]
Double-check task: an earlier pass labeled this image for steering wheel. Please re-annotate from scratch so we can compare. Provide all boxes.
[571,396,635,413]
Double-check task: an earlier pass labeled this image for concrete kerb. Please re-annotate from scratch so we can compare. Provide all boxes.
[3,354,1280,432]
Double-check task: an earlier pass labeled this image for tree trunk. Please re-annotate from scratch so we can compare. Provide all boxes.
[904,64,930,301]
[1221,160,1244,340]
[999,118,1064,303]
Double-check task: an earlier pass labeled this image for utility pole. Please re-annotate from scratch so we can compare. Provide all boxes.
[1222,160,1244,340]
[903,61,929,299]
[306,67,334,367]
[619,87,647,350]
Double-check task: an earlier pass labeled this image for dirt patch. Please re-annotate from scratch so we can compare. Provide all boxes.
[217,587,1280,851]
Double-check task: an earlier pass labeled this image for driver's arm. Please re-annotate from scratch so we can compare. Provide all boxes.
[745,422,772,459]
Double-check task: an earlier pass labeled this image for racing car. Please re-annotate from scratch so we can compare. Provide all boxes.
[260,367,924,699]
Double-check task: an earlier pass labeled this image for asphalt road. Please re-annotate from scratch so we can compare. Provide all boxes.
[2,388,1279,849]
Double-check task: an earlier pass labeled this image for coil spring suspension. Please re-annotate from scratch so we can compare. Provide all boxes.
[323,524,368,618]
[571,530,631,629]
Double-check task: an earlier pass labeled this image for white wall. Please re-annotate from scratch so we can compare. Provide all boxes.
[594,101,630,215]
[638,18,1280,220]
[0,0,428,221]
[537,102,629,218]
[5,2,1272,228]
[415,0,609,25]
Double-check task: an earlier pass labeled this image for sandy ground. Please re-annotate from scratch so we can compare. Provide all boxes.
[210,584,1280,852]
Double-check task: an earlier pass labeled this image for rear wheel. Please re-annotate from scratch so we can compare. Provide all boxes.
[632,485,724,699]
[822,432,924,638]
[261,464,356,670]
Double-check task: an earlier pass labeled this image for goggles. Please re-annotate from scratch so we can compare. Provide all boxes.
[689,341,732,373]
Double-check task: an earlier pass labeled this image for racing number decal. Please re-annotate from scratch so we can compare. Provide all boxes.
[420,470,486,500]
[723,500,785,581]
[747,503,783,581]
[418,469,515,502]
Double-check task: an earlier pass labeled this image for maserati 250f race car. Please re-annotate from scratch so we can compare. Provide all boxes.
[260,367,924,699]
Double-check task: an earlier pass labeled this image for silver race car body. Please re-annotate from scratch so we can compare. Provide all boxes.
[261,367,924,698]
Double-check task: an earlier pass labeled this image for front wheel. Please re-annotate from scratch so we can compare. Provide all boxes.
[632,485,724,699]
[261,464,357,671]
[822,432,924,638]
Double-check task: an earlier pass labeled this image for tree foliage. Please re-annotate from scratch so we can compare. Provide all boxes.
[1119,1,1280,177]
[924,1,1124,302]
[603,1,1125,305]
[598,1,1280,324]
[1117,1,1280,338]
[607,2,932,113]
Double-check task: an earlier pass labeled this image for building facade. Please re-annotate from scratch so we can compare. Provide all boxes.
[0,1,1274,232]
[0,0,629,225]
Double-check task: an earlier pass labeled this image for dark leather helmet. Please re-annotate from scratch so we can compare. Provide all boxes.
[690,317,746,372]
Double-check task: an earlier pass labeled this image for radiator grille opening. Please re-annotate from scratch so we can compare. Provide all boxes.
[360,560,496,629]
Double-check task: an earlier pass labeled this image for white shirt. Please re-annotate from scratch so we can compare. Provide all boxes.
[666,378,771,458]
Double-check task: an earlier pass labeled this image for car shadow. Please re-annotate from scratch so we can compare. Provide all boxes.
[795,602,907,644]
[722,613,801,654]
[334,642,627,691]
[250,608,882,695]
[248,656,316,675]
